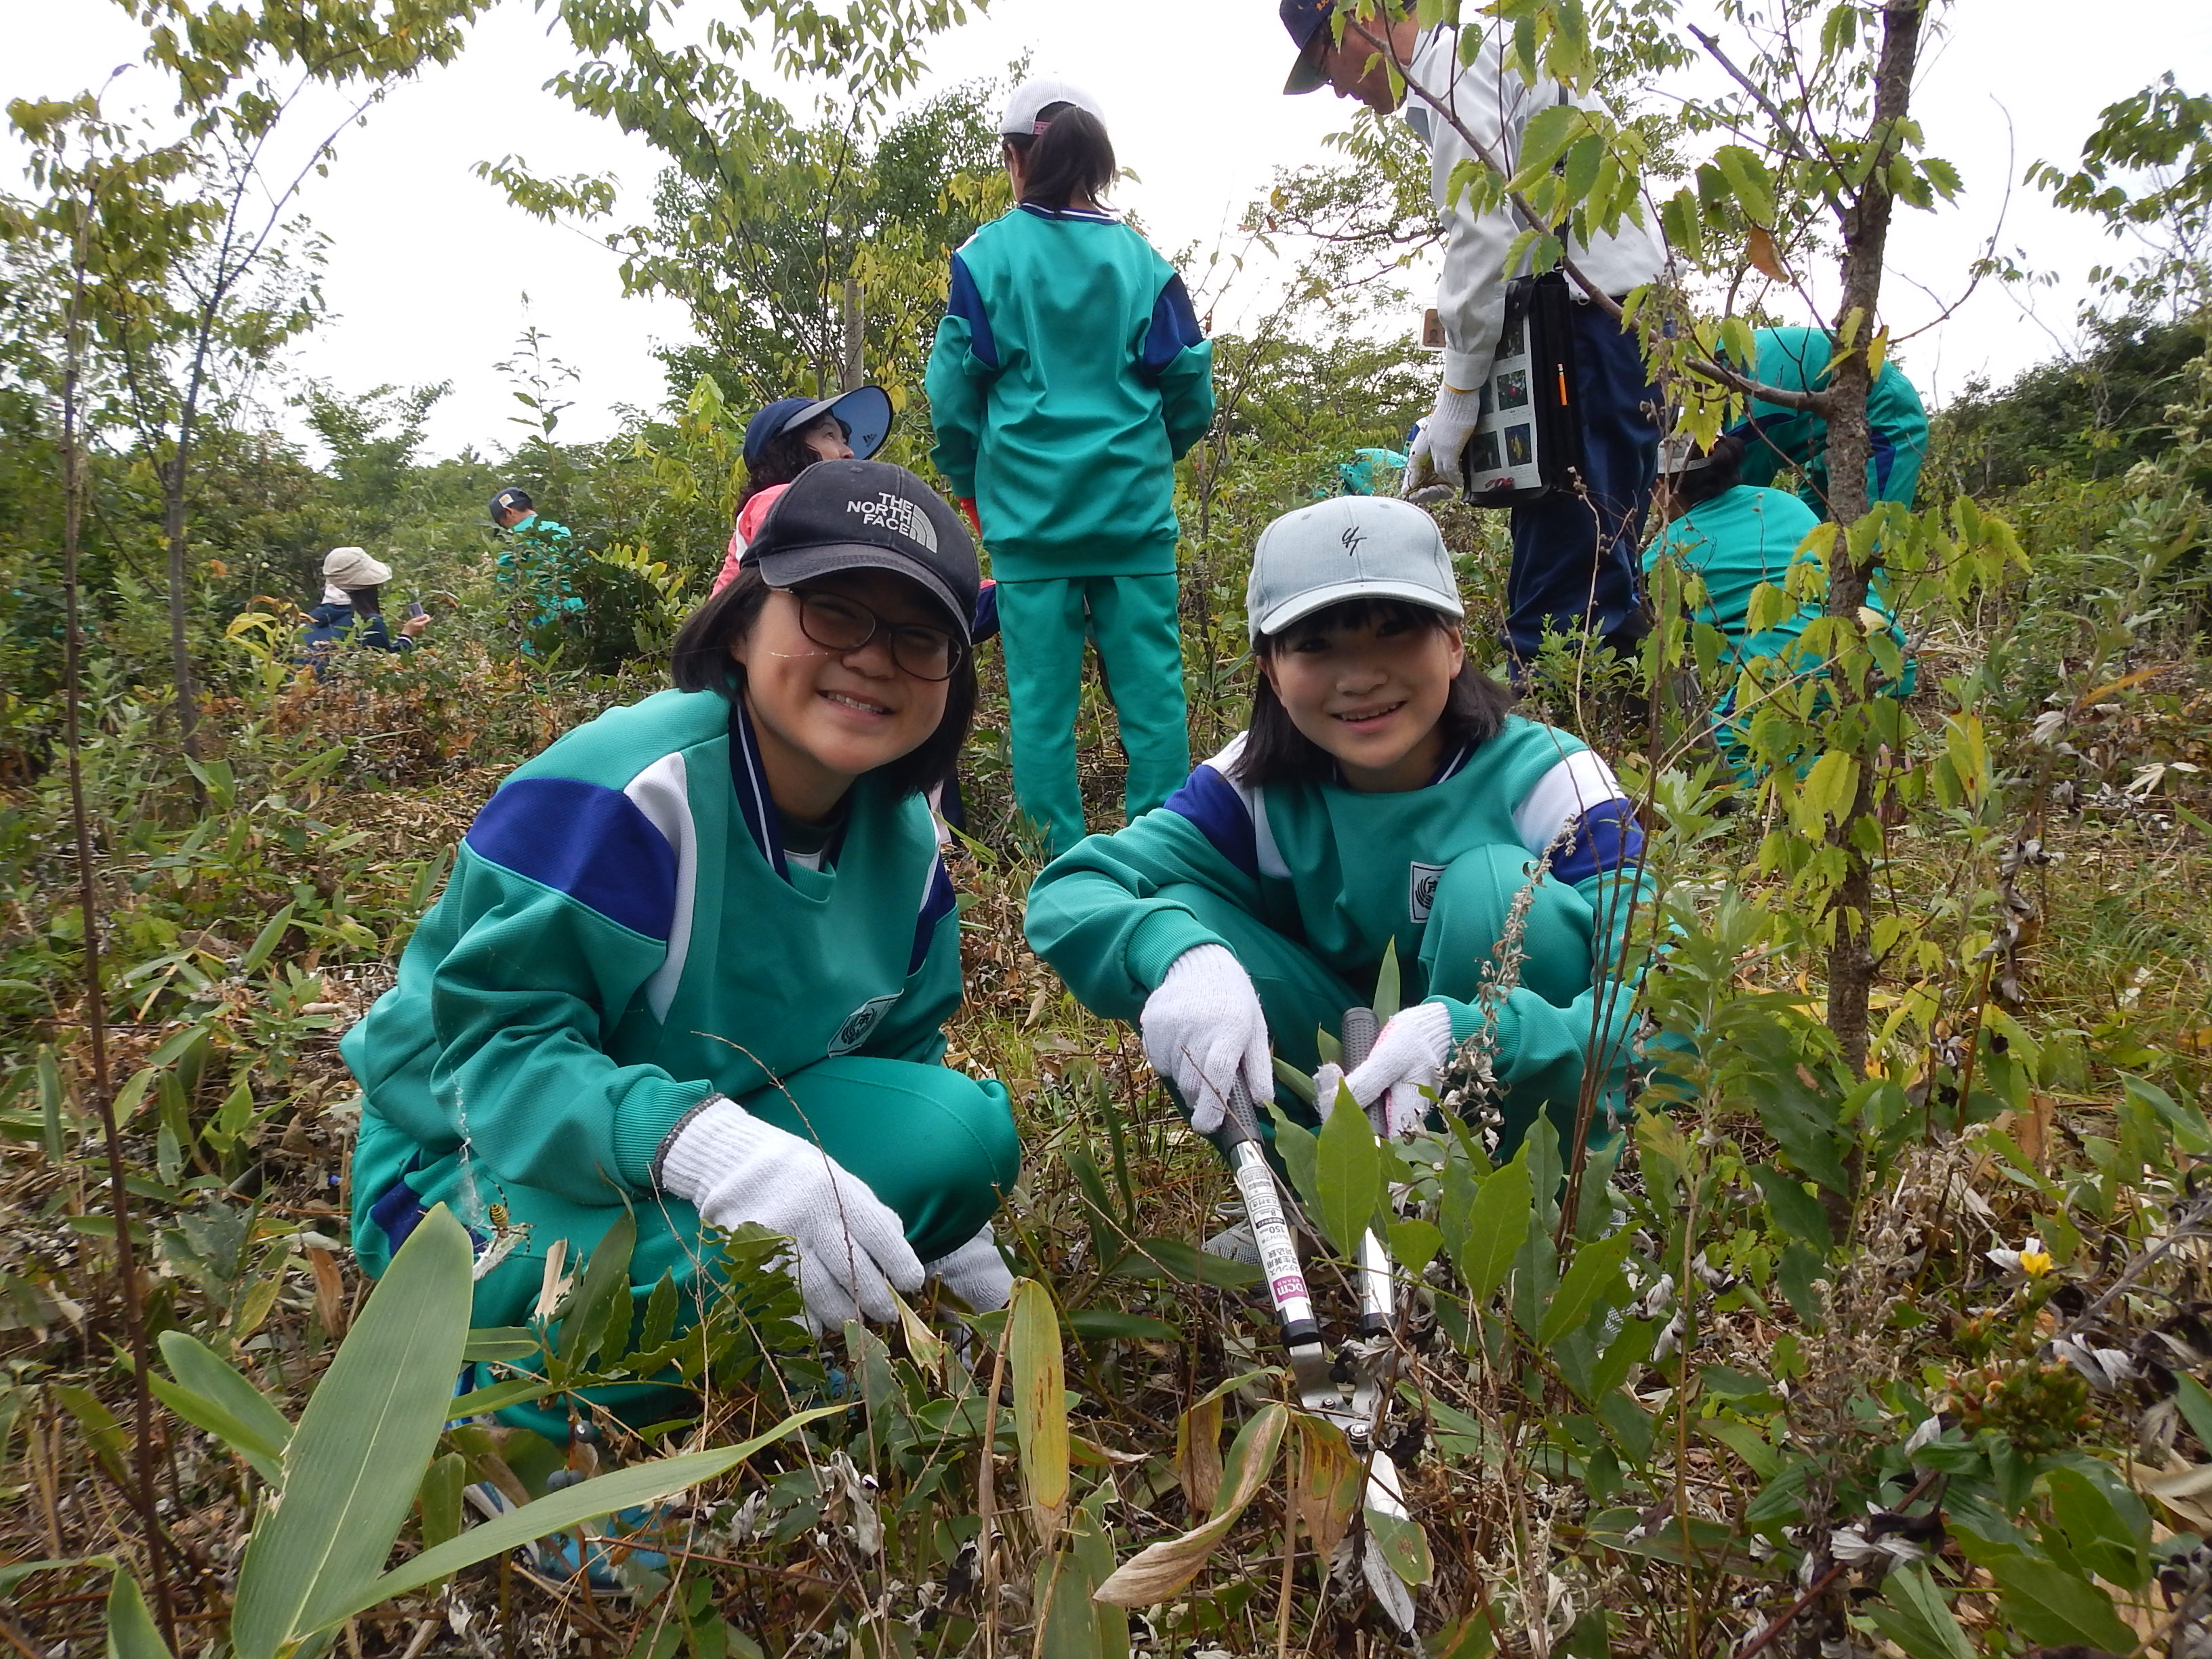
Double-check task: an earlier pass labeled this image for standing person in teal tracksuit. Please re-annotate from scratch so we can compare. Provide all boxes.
[926,74,1216,858]
[491,484,586,656]
[344,462,1021,1433]
[1728,325,1931,512]
[1026,496,1650,1162]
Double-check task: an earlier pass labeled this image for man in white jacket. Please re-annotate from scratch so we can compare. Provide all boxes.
[1281,0,1666,669]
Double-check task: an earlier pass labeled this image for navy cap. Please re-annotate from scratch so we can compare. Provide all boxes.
[741,385,895,472]
[1281,0,1336,94]
[746,459,979,643]
[490,486,533,518]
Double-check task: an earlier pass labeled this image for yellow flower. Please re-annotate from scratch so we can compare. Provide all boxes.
[2018,1236,2054,1277]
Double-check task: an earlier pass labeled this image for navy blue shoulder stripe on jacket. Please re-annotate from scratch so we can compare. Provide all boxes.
[1141,274,1204,377]
[946,255,998,372]
[465,778,678,940]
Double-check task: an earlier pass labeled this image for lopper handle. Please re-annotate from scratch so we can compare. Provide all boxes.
[1340,1006,1394,1336]
[1216,1082,1321,1350]
[1340,1006,1379,1074]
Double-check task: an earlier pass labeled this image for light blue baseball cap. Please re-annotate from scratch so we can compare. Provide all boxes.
[1245,495,1465,642]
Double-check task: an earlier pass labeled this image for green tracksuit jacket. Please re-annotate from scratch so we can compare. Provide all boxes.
[925,204,1216,579]
[1730,326,1930,508]
[1025,716,1652,1138]
[342,687,1017,1318]
[1643,485,1908,672]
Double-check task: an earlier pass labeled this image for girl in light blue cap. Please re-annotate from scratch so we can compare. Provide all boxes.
[1026,495,1652,1159]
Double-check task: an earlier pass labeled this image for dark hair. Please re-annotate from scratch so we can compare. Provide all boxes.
[345,585,382,616]
[1233,596,1514,788]
[736,415,844,512]
[1006,103,1114,211]
[1672,432,1746,510]
[670,562,977,800]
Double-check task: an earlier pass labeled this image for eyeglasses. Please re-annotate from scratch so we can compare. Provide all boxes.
[788,588,965,682]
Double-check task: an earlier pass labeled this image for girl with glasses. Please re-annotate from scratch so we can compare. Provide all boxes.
[342,461,1021,1441]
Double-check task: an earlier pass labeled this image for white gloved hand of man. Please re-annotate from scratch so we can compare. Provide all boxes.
[657,1097,924,1334]
[1140,943,1273,1136]
[1315,1001,1456,1139]
[1406,383,1483,494]
[925,1223,1013,1313]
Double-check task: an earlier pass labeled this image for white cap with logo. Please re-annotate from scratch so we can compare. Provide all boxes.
[999,75,1107,138]
[1244,497,1465,643]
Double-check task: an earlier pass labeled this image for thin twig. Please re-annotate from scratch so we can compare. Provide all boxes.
[1687,25,1820,169]
[978,1328,1008,1659]
[58,93,180,1653]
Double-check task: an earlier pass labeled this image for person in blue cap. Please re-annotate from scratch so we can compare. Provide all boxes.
[712,386,895,595]
[1279,0,1666,675]
[491,485,584,655]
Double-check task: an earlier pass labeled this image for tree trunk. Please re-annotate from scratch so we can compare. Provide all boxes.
[1820,0,1926,1077]
[164,437,202,765]
[840,276,865,392]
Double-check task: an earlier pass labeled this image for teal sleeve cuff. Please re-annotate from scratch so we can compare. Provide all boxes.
[1124,907,1229,994]
[1433,994,1479,1048]
[613,1077,721,1190]
[1430,994,1523,1072]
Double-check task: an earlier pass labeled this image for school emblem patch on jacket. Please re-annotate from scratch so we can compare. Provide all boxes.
[1408,861,1446,923]
[827,993,903,1055]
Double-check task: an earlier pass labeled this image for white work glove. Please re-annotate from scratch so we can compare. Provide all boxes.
[1404,384,1484,494]
[1311,1002,1455,1139]
[657,1097,924,1335]
[926,1223,1013,1313]
[1139,943,1273,1136]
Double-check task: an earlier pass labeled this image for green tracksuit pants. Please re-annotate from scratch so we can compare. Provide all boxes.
[1161,844,1605,1155]
[996,573,1190,859]
[354,1057,1018,1432]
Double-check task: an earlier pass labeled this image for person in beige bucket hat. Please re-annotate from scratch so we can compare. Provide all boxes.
[301,545,427,669]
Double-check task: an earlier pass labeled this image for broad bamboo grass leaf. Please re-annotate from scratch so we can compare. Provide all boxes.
[152,1329,293,1484]
[1094,1403,1287,1606]
[418,1453,466,1551]
[1175,1395,1223,1515]
[1366,1507,1433,1585]
[331,1407,846,1621]
[1010,1277,1070,1549]
[1,1558,97,1596]
[230,1204,474,1659]
[1290,1414,1362,1558]
[106,1567,171,1659]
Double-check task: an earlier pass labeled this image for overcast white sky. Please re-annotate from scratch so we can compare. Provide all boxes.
[12,0,2212,462]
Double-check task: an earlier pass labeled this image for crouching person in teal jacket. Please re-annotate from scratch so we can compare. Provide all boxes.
[343,461,1021,1427]
[1025,496,1651,1160]
[1643,432,1914,781]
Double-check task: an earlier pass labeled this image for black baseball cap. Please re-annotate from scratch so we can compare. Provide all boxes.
[747,460,980,643]
[1281,0,1336,94]
[490,486,533,518]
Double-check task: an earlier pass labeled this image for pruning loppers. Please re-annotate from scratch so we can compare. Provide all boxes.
[1212,1006,1417,1633]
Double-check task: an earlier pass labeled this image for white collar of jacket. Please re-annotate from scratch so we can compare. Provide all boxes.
[726,695,848,882]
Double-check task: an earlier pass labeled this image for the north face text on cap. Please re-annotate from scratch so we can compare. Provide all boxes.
[847,492,939,552]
